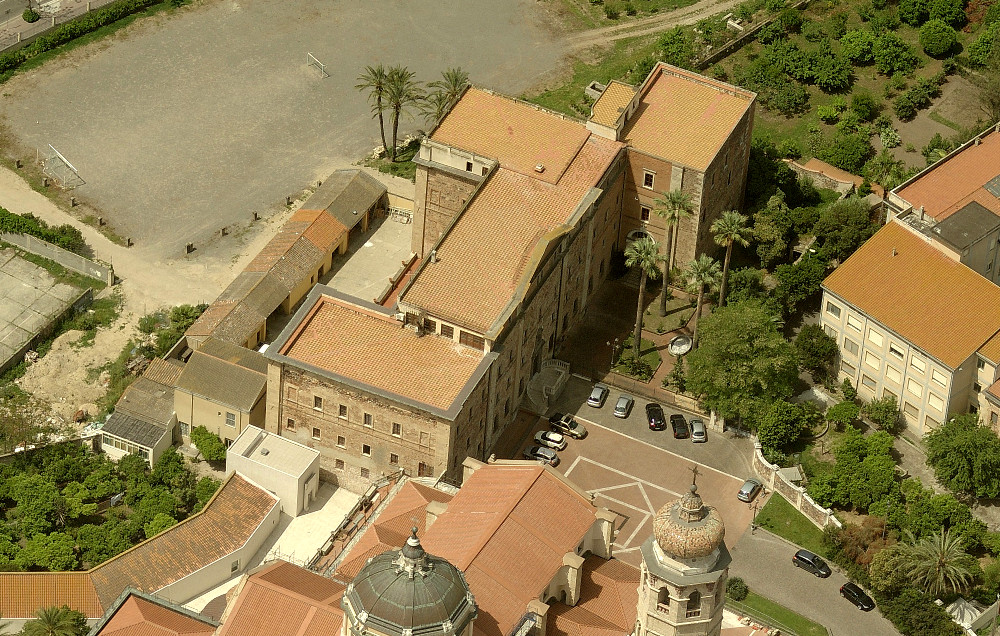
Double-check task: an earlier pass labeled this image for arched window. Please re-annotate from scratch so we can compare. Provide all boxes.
[657,587,670,611]
[686,590,702,618]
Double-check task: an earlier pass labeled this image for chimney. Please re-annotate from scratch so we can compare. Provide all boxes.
[535,164,545,174]
[429,249,437,263]
[919,205,925,220]
[425,500,448,530]
[975,137,981,146]
[892,248,898,257]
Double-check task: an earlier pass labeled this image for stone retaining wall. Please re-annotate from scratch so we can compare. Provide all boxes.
[1,233,113,285]
[752,440,842,529]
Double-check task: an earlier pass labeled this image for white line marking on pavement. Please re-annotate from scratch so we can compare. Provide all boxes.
[564,454,583,479]
[572,456,684,497]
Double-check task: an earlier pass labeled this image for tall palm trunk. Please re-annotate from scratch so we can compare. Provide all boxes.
[634,271,647,360]
[376,96,389,159]
[390,105,401,161]
[719,240,734,307]
[670,223,680,271]
[658,231,674,316]
[693,286,706,348]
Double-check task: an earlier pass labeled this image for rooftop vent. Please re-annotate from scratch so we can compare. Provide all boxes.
[260,448,270,456]
[352,210,358,215]
[430,249,438,263]
[891,248,898,257]
[534,164,545,173]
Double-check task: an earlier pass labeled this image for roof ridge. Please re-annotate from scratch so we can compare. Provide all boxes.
[251,562,345,608]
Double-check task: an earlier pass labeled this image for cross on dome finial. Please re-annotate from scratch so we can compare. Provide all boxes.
[689,465,700,488]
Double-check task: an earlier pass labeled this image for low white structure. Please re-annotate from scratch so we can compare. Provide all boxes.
[100,413,173,468]
[226,427,320,515]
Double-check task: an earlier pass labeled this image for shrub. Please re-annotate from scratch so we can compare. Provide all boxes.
[899,0,929,24]
[604,1,621,18]
[190,426,226,462]
[840,29,877,64]
[869,8,901,32]
[727,577,749,601]
[0,207,87,254]
[928,0,966,25]
[817,104,841,122]
[880,127,902,148]
[893,76,942,120]
[851,90,880,121]
[829,12,849,39]
[796,324,839,380]
[779,7,804,32]
[802,20,826,41]
[842,377,858,401]
[941,56,957,75]
[919,19,956,56]
[857,0,875,21]
[23,8,40,22]
[821,131,874,173]
[874,32,920,75]
[776,138,802,158]
[658,27,695,69]
[968,22,1000,66]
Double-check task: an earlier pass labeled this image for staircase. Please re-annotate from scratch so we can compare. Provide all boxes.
[525,359,571,413]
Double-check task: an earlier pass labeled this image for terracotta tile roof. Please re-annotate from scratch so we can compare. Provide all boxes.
[291,208,349,251]
[185,302,236,338]
[896,129,1000,220]
[300,169,387,230]
[381,257,421,308]
[197,337,268,374]
[548,557,640,636]
[175,349,267,412]
[988,378,1000,403]
[622,63,754,171]
[980,332,1000,364]
[277,293,486,411]
[589,80,636,128]
[823,222,1000,369]
[90,473,278,607]
[94,593,216,636]
[431,87,592,184]
[217,561,344,636]
[142,358,183,387]
[801,158,885,198]
[403,135,621,333]
[0,573,102,619]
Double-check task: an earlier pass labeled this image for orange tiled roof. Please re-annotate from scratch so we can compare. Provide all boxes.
[403,135,621,334]
[141,358,183,387]
[980,331,1000,365]
[896,129,1000,220]
[216,561,344,636]
[291,208,349,252]
[548,557,641,636]
[823,222,1000,369]
[94,593,216,636]
[589,80,636,128]
[89,473,278,607]
[0,573,102,619]
[988,378,1000,403]
[801,158,885,199]
[622,63,754,171]
[279,294,487,412]
[431,87,592,184]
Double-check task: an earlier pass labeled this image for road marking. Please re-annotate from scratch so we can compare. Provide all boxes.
[569,456,685,496]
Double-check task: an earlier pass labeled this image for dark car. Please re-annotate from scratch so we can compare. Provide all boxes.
[792,549,832,578]
[646,403,666,430]
[670,413,689,439]
[523,445,560,467]
[548,413,588,439]
[840,582,875,611]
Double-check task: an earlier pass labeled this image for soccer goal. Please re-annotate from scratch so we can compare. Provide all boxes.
[307,52,329,78]
[40,144,85,189]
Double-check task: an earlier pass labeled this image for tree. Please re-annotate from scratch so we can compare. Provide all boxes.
[864,149,911,191]
[812,196,877,262]
[653,190,694,315]
[384,66,424,162]
[422,67,469,125]
[686,300,799,423]
[968,22,1000,67]
[874,32,920,76]
[144,512,177,539]
[21,606,88,636]
[4,474,59,538]
[919,19,957,57]
[683,255,722,348]
[864,395,901,432]
[195,477,221,510]
[772,255,828,317]
[355,64,391,159]
[901,528,976,596]
[899,0,929,25]
[869,543,909,592]
[15,532,78,571]
[928,0,966,26]
[752,193,794,268]
[840,29,877,64]
[973,66,1000,123]
[659,27,695,69]
[820,131,873,174]
[924,414,1000,498]
[725,267,769,305]
[191,426,227,462]
[711,210,751,307]
[624,237,663,360]
[795,323,839,380]
[756,400,807,451]
[851,90,881,121]
[826,400,860,430]
[877,587,964,636]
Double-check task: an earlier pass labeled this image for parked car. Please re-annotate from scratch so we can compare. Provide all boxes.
[646,403,666,430]
[670,413,689,439]
[736,478,762,503]
[792,549,832,578]
[613,394,634,418]
[549,413,588,439]
[690,418,706,443]
[534,430,567,451]
[840,582,875,611]
[523,445,560,467]
[587,383,609,408]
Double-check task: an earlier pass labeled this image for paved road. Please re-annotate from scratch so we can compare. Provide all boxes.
[729,529,900,636]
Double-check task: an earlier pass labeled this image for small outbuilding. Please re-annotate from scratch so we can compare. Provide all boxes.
[226,427,320,516]
[99,412,172,468]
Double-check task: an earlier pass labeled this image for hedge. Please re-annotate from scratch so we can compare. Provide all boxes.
[0,206,86,254]
[190,426,226,462]
[0,0,162,76]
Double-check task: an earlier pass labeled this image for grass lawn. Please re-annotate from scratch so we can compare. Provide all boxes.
[556,0,701,29]
[755,492,828,556]
[641,293,694,333]
[613,336,662,378]
[361,139,419,182]
[729,591,830,636]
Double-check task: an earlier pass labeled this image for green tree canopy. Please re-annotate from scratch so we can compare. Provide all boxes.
[864,394,902,432]
[826,400,860,429]
[15,533,78,571]
[191,426,227,462]
[21,606,88,636]
[658,27,696,69]
[807,427,897,512]
[795,323,839,380]
[919,19,957,57]
[901,528,977,596]
[686,300,799,423]
[756,400,808,451]
[812,196,878,262]
[874,32,920,75]
[772,255,829,317]
[869,543,909,592]
[924,414,1000,498]
[144,512,178,539]
[753,193,794,268]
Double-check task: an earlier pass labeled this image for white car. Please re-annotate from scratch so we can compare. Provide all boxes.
[613,394,634,418]
[534,430,567,451]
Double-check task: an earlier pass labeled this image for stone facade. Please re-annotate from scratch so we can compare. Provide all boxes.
[411,164,482,257]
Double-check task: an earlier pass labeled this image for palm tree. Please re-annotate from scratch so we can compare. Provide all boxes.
[422,67,469,124]
[355,64,391,159]
[384,65,424,162]
[652,190,694,316]
[624,237,663,360]
[21,606,83,636]
[710,210,751,307]
[684,255,721,348]
[901,529,976,597]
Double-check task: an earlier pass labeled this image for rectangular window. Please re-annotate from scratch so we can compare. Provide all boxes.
[931,369,947,387]
[926,415,941,429]
[335,459,345,470]
[361,467,371,478]
[867,329,884,348]
[338,404,348,418]
[861,374,876,389]
[825,301,842,318]
[978,358,987,370]
[337,435,346,448]
[313,396,323,411]
[910,356,926,374]
[975,382,982,393]
[883,389,897,402]
[903,402,919,417]
[846,314,863,332]
[906,378,923,398]
[843,338,859,356]
[440,324,454,339]
[225,412,236,427]
[482,166,488,176]
[885,365,901,384]
[459,330,485,350]
[425,318,436,333]
[390,453,399,465]
[364,413,373,428]
[231,560,239,573]
[928,393,944,412]
[418,462,434,477]
[992,411,999,426]
[362,444,371,457]
[465,161,473,172]
[419,431,430,446]
[863,351,880,370]
[312,427,321,440]
[888,344,904,359]
[841,360,856,375]
[285,418,295,431]
[392,422,402,437]
[823,325,837,338]
[643,170,655,189]
[640,205,651,222]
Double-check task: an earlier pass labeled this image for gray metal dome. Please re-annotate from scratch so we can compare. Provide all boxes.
[343,528,477,636]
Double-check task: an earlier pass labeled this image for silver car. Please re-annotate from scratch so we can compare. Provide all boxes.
[533,430,567,451]
[587,383,609,407]
[737,478,763,503]
[613,394,634,418]
[690,418,706,442]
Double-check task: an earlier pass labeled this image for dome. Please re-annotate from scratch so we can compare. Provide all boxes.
[652,484,725,560]
[343,528,477,636]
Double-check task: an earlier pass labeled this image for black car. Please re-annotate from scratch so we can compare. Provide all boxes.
[670,413,689,439]
[840,582,875,611]
[646,403,666,430]
[792,549,832,578]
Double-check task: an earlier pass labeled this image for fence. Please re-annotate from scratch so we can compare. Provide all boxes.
[1,232,113,285]
[752,440,842,530]
[695,0,813,70]
[726,598,830,636]
[0,0,119,54]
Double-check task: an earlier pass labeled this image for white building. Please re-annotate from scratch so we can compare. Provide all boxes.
[226,427,320,515]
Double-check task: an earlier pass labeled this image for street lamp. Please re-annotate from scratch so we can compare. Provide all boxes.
[606,338,619,369]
